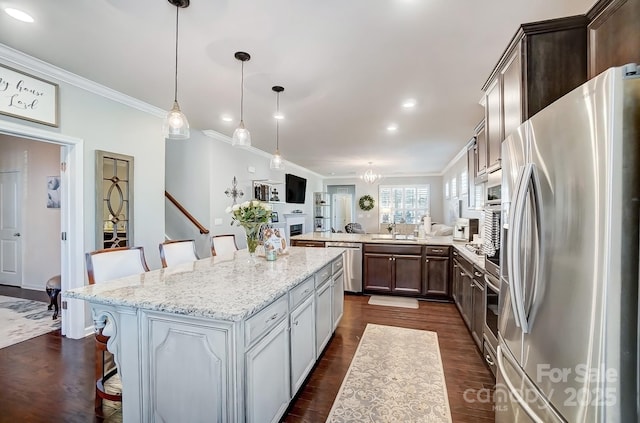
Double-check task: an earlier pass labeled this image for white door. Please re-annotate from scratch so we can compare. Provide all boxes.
[332,194,352,232]
[0,171,22,287]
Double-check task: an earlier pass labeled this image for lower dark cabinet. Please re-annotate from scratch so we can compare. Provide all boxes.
[363,252,422,295]
[424,256,450,297]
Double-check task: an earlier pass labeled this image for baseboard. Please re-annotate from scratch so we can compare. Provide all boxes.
[20,284,44,291]
[84,325,95,338]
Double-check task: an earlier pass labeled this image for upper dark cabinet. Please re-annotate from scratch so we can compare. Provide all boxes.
[587,0,640,79]
[481,15,588,172]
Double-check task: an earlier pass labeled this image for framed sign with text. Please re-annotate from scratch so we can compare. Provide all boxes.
[0,64,59,127]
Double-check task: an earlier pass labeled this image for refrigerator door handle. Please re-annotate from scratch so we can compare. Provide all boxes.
[524,165,544,322]
[511,163,535,333]
[507,165,527,328]
[496,345,546,423]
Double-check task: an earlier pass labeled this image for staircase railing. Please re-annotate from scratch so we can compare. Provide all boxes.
[164,191,210,235]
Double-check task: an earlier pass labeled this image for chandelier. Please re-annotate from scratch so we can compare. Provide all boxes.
[360,162,381,184]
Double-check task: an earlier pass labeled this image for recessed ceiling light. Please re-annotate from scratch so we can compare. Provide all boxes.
[387,124,398,132]
[4,8,34,23]
[273,112,285,120]
[402,99,416,108]
[221,115,233,122]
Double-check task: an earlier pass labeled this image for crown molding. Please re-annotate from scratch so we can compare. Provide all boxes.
[440,143,469,176]
[202,129,326,180]
[0,43,166,118]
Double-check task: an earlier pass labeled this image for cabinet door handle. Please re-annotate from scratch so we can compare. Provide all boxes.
[460,272,465,276]
[474,272,482,277]
[389,257,393,261]
[425,259,429,263]
[266,313,279,323]
[303,288,310,295]
[293,320,299,326]
[485,354,495,366]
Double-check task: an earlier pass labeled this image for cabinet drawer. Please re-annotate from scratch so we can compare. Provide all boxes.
[452,249,473,275]
[364,244,422,255]
[245,295,288,347]
[425,246,450,257]
[315,264,332,287]
[332,255,344,274]
[289,276,314,310]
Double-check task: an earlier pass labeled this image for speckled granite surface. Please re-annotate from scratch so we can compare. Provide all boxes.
[66,247,344,322]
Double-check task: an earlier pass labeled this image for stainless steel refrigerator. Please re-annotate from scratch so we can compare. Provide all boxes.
[496,64,640,422]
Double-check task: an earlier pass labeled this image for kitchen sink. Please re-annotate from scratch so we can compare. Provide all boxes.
[369,234,417,241]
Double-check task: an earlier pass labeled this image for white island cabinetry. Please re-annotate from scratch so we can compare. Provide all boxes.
[66,248,344,423]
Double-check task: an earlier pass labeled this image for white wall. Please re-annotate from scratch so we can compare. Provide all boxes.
[165,131,323,255]
[441,148,483,226]
[0,135,61,289]
[324,176,444,234]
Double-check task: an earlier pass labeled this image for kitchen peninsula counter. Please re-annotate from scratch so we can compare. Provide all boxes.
[66,247,345,423]
[291,232,485,269]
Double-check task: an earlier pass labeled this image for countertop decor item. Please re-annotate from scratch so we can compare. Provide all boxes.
[226,200,272,259]
[162,0,190,140]
[359,194,375,211]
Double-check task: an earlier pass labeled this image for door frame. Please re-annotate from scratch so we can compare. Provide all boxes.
[0,119,86,339]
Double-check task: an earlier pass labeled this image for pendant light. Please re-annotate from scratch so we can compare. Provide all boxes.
[360,162,382,184]
[270,86,285,170]
[163,0,190,140]
[232,51,252,147]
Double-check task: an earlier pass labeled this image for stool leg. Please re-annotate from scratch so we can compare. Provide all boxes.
[52,290,60,319]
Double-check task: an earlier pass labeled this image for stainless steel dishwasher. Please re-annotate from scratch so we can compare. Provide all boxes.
[326,242,362,293]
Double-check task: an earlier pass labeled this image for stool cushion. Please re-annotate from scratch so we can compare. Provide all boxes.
[46,275,61,289]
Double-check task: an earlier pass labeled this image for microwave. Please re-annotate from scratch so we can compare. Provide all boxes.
[486,169,502,205]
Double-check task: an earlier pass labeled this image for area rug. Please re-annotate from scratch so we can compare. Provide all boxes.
[0,295,61,349]
[326,324,452,423]
[367,295,419,309]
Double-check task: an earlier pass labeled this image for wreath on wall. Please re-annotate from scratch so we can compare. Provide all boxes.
[359,195,375,211]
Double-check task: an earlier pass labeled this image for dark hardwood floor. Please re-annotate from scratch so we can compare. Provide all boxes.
[0,288,494,422]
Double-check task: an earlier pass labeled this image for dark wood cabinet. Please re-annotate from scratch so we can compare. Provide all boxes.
[423,246,451,297]
[587,0,640,79]
[471,269,486,349]
[364,244,423,296]
[363,253,393,293]
[466,139,476,208]
[394,255,423,295]
[452,250,474,330]
[481,15,588,170]
[291,240,325,248]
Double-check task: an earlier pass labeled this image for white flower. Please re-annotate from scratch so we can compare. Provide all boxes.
[225,206,232,213]
[241,201,250,208]
[232,204,240,211]
[251,200,260,207]
[263,203,272,211]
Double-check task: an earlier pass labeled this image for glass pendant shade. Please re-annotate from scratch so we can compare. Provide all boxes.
[270,150,284,170]
[164,1,190,140]
[163,100,190,139]
[232,120,251,147]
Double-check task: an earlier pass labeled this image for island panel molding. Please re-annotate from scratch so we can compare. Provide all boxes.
[0,63,59,127]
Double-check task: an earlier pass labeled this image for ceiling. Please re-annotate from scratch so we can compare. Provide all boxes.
[0,0,594,178]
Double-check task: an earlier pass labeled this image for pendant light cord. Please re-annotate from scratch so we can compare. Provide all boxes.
[174,6,179,102]
[240,61,245,121]
[276,92,280,150]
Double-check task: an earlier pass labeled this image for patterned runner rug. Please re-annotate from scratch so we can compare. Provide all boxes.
[327,324,452,422]
[0,295,60,349]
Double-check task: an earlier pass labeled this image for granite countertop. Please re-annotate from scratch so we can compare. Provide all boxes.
[291,232,486,270]
[65,247,344,322]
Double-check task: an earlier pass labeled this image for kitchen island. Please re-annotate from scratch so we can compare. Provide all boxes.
[66,247,345,423]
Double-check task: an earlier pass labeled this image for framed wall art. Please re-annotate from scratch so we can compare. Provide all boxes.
[0,64,59,127]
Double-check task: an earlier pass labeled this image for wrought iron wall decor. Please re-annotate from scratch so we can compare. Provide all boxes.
[95,150,134,249]
[225,176,244,204]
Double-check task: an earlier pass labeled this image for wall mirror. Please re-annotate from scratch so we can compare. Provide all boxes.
[95,150,134,249]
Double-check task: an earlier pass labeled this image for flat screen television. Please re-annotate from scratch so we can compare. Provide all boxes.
[285,173,307,204]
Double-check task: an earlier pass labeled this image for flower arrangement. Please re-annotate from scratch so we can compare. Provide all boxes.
[226,201,272,255]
